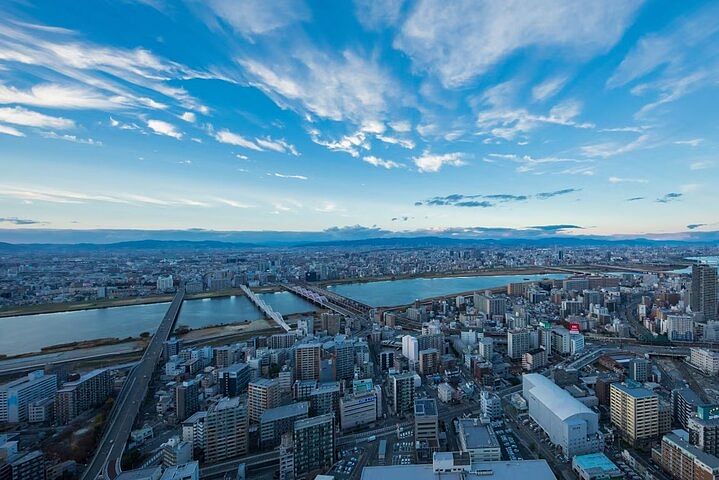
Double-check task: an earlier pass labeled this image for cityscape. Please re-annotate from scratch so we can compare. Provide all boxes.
[2,2,719,480]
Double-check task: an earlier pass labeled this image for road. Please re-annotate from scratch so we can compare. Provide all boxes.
[80,288,185,480]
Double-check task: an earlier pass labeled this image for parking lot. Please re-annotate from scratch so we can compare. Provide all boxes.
[491,419,524,461]
[329,447,364,480]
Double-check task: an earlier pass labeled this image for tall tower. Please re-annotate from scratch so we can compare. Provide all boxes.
[691,264,718,321]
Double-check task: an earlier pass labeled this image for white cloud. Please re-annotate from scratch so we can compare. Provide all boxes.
[690,160,714,171]
[395,0,642,88]
[315,201,340,213]
[214,197,252,208]
[0,123,24,137]
[273,173,308,180]
[680,183,701,193]
[389,120,412,133]
[0,106,74,129]
[674,138,702,147]
[608,176,648,184]
[486,153,588,174]
[363,156,403,169]
[309,129,369,157]
[203,0,310,37]
[0,83,126,109]
[376,134,415,149]
[532,76,568,102]
[180,111,196,123]
[214,128,299,155]
[147,119,182,139]
[354,0,405,30]
[40,131,102,145]
[581,134,650,158]
[413,151,466,173]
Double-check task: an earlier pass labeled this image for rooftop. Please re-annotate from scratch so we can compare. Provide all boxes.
[360,460,556,480]
[573,453,621,475]
[612,382,656,399]
[523,374,596,421]
[415,398,438,416]
[664,432,719,469]
[260,401,309,423]
[457,419,499,449]
[115,466,162,480]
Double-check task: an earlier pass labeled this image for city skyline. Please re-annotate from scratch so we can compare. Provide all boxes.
[1,1,719,238]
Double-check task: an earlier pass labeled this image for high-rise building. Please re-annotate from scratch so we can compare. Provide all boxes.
[692,264,718,321]
[672,387,703,430]
[157,275,174,292]
[610,382,659,448]
[293,414,335,478]
[55,368,113,425]
[390,372,415,416]
[522,348,547,371]
[176,380,200,422]
[7,450,45,480]
[309,382,340,417]
[259,402,309,448]
[655,432,719,480]
[204,397,248,463]
[0,371,57,423]
[414,399,439,459]
[278,434,294,480]
[480,391,502,420]
[507,329,530,359]
[690,348,719,375]
[418,348,440,375]
[320,313,342,335]
[379,351,394,371]
[333,341,355,381]
[294,344,321,381]
[248,378,281,423]
[181,411,206,453]
[217,363,251,397]
[628,358,650,383]
[401,336,419,363]
[339,391,377,431]
[689,407,719,457]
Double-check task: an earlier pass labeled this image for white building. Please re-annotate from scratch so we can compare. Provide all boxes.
[478,337,493,361]
[157,275,174,292]
[437,383,455,403]
[690,347,719,375]
[522,374,603,457]
[457,418,502,462]
[570,333,585,355]
[507,330,530,359]
[480,391,502,420]
[402,335,419,363]
[664,314,694,341]
[339,391,377,430]
[0,371,57,423]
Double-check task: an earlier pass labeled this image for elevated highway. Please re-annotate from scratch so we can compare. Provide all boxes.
[80,288,185,480]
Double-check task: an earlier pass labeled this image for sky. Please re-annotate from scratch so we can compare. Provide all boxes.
[1,0,718,240]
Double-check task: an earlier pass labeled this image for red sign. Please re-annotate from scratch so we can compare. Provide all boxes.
[569,322,581,333]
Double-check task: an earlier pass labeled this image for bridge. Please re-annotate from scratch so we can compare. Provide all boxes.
[282,283,372,318]
[240,285,291,332]
[81,287,185,480]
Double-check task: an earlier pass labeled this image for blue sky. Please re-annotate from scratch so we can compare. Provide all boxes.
[1,0,718,238]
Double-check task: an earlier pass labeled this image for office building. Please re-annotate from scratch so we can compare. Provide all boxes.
[628,358,650,383]
[248,378,281,423]
[610,382,659,448]
[309,382,340,416]
[334,341,355,381]
[655,431,719,480]
[415,399,440,458]
[480,391,502,420]
[522,348,547,371]
[522,374,603,457]
[692,264,718,322]
[259,402,309,448]
[217,363,251,397]
[390,372,415,416]
[55,368,112,425]
[294,344,321,381]
[162,437,192,468]
[691,348,719,375]
[176,380,200,422]
[457,418,501,462]
[672,387,703,430]
[340,391,377,431]
[204,397,248,463]
[478,337,493,361]
[181,411,206,452]
[475,294,506,318]
[293,414,335,478]
[0,371,57,423]
[507,330,530,360]
[665,314,695,341]
[380,351,394,371]
[320,313,342,335]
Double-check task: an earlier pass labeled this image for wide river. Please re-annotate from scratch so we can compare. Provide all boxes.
[328,273,568,307]
[2,272,571,355]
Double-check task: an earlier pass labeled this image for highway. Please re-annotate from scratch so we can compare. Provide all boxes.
[80,288,185,480]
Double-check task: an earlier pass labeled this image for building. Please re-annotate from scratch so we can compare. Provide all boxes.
[594,374,621,407]
[309,382,340,416]
[293,414,335,478]
[571,453,623,480]
[402,336,419,364]
[480,391,502,420]
[666,314,695,341]
[181,411,206,452]
[688,405,719,457]
[294,344,321,381]
[359,455,557,480]
[610,382,659,448]
[628,358,650,383]
[334,341,355,381]
[217,363,251,397]
[204,397,248,463]
[478,338,493,361]
[692,264,718,322]
[0,371,57,423]
[176,380,200,422]
[522,374,603,457]
[248,378,281,423]
[259,402,309,448]
[418,349,440,375]
[380,351,395,371]
[159,462,199,480]
[340,392,377,430]
[415,399,440,459]
[691,348,719,375]
[279,434,294,480]
[522,348,547,371]
[27,398,54,424]
[55,368,112,425]
[475,294,506,318]
[672,387,702,430]
[507,330,530,360]
[8,450,45,480]
[162,438,192,468]
[390,372,415,416]
[157,275,174,292]
[457,418,501,462]
[655,431,719,480]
